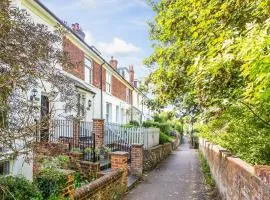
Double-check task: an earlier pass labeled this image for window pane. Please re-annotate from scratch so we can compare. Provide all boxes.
[85,58,92,67]
[85,67,90,84]
[0,161,10,175]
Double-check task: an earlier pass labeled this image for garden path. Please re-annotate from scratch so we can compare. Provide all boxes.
[124,137,210,200]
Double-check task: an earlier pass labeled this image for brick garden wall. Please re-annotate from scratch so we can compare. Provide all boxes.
[33,142,69,175]
[199,138,270,200]
[143,136,180,172]
[74,169,125,200]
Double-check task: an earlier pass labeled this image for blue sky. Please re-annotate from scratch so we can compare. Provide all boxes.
[40,0,155,80]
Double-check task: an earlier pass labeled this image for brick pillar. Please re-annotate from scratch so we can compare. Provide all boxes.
[110,151,128,189]
[93,119,104,148]
[79,161,100,180]
[73,119,80,148]
[61,171,75,200]
[131,144,143,177]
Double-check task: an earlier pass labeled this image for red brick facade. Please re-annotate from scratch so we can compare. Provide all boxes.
[63,38,132,104]
[112,76,127,102]
[92,60,106,91]
[63,38,85,80]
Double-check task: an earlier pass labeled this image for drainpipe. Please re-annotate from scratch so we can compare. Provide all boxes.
[100,62,106,119]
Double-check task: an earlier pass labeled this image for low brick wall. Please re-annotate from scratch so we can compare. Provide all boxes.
[199,138,270,200]
[33,142,69,175]
[143,142,174,172]
[74,169,125,200]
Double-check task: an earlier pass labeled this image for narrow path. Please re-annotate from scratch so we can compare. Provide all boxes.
[124,137,209,200]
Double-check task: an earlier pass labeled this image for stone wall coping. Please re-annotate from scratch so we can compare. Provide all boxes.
[92,118,105,121]
[56,169,76,175]
[132,144,144,148]
[69,151,83,155]
[74,169,123,198]
[199,138,254,174]
[80,160,100,166]
[146,145,163,151]
[110,151,128,156]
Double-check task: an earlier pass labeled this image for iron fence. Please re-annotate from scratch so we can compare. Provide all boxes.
[49,119,96,162]
[46,120,160,163]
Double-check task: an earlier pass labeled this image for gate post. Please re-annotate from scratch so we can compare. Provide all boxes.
[131,144,143,177]
[92,119,104,148]
[73,119,80,148]
[110,151,128,190]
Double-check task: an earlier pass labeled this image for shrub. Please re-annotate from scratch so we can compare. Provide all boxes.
[35,168,67,199]
[41,155,69,170]
[0,176,42,200]
[129,120,140,127]
[157,122,171,135]
[142,120,157,128]
[159,132,173,144]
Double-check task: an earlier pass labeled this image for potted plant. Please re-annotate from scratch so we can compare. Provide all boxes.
[95,148,101,161]
[71,147,81,153]
[84,147,93,161]
[103,147,111,159]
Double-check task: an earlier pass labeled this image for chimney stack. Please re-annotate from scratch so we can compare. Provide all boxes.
[129,65,134,85]
[109,56,118,69]
[71,23,85,40]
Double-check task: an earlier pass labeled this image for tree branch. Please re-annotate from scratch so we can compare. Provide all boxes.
[239,101,270,128]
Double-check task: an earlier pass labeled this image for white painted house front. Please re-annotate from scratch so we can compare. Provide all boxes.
[2,0,153,180]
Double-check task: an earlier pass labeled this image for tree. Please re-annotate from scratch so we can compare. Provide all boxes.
[0,0,76,160]
[146,0,270,164]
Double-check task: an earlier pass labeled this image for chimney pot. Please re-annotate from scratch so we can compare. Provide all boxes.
[129,65,135,85]
[109,56,118,69]
[71,23,85,40]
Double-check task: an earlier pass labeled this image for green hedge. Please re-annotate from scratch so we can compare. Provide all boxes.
[159,132,173,144]
[35,168,67,199]
[0,176,42,200]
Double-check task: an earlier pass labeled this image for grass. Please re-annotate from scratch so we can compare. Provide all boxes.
[198,151,215,188]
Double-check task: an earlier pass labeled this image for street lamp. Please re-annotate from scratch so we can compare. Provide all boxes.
[30,88,38,101]
[87,99,92,110]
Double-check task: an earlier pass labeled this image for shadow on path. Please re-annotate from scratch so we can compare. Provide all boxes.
[124,137,210,200]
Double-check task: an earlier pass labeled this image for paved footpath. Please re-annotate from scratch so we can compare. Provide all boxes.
[124,137,210,200]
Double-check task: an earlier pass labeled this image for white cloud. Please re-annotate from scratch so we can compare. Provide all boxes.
[76,0,96,8]
[97,38,142,56]
[84,30,94,45]
[82,31,145,77]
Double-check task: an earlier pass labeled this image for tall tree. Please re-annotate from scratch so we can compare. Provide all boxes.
[146,0,270,164]
[0,0,76,159]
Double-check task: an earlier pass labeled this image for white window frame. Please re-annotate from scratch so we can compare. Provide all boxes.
[106,71,112,94]
[85,58,93,85]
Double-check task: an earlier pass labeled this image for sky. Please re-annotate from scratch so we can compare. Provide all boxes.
[40,0,155,80]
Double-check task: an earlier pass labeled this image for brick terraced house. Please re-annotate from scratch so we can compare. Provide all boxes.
[2,0,152,179]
